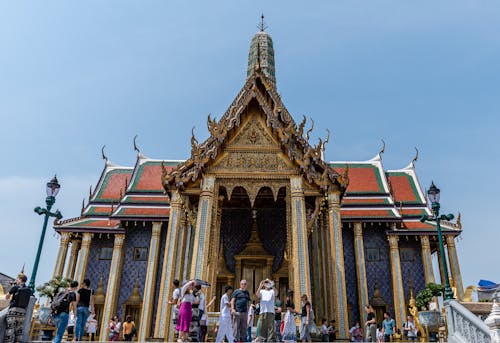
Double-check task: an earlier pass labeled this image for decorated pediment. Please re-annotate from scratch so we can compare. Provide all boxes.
[161,70,348,196]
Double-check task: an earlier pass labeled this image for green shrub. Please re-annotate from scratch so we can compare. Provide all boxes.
[415,283,445,310]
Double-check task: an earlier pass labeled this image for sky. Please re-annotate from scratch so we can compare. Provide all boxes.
[0,1,499,294]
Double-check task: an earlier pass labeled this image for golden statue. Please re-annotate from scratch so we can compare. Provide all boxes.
[409,290,425,340]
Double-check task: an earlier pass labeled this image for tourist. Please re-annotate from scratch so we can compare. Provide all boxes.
[382,312,395,342]
[274,292,283,342]
[281,289,297,343]
[403,315,418,341]
[85,313,98,341]
[169,279,182,326]
[215,285,234,343]
[299,294,311,343]
[364,305,377,342]
[231,279,251,342]
[320,318,329,342]
[3,272,31,343]
[122,315,136,341]
[108,315,121,341]
[348,321,363,342]
[75,278,94,341]
[176,280,199,343]
[376,326,384,343]
[52,281,78,343]
[67,311,75,340]
[247,301,256,342]
[257,279,276,342]
[328,320,337,341]
[196,284,216,342]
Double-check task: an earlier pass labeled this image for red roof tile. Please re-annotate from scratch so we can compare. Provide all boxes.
[331,164,385,194]
[94,169,132,202]
[342,198,389,205]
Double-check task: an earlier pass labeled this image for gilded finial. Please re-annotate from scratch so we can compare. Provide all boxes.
[89,185,93,201]
[412,147,419,165]
[20,263,25,274]
[379,139,386,156]
[258,13,267,32]
[305,118,314,142]
[133,134,140,154]
[101,145,108,163]
[81,198,85,215]
[110,202,114,215]
[457,212,462,229]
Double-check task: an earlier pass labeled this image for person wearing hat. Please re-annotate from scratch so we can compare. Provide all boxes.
[257,279,277,342]
[4,273,31,343]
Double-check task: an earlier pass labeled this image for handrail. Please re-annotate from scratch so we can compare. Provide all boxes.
[445,299,491,343]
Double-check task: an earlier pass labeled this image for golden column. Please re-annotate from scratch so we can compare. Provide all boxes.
[388,235,406,329]
[420,235,435,284]
[155,190,184,339]
[64,239,80,279]
[190,175,216,279]
[74,232,93,285]
[289,176,312,307]
[353,223,369,327]
[175,214,189,281]
[138,222,162,341]
[99,233,126,342]
[446,235,464,300]
[52,231,70,278]
[327,191,349,339]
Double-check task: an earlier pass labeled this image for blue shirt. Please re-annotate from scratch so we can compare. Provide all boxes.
[382,318,396,334]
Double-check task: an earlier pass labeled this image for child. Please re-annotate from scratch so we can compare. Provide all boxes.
[86,313,98,341]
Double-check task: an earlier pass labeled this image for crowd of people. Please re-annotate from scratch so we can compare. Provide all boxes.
[169,278,341,343]
[363,305,418,342]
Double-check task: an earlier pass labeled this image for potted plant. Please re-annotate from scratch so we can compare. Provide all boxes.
[415,283,445,340]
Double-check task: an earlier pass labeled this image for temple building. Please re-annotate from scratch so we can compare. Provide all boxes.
[52,26,464,340]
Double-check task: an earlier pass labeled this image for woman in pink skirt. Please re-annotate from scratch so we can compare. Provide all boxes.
[176,280,199,342]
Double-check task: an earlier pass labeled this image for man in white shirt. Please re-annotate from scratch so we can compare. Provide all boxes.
[216,285,234,343]
[257,279,277,342]
[403,315,418,341]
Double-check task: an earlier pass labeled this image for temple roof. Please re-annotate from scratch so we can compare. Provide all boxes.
[55,152,461,234]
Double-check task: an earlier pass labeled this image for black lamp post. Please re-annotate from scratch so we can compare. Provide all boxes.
[28,176,63,293]
[421,181,454,300]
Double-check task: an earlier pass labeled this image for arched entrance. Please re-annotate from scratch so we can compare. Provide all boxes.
[216,185,288,299]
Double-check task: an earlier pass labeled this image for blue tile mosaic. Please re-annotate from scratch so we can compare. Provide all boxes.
[363,228,393,315]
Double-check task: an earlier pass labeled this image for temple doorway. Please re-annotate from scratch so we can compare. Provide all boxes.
[217,185,288,300]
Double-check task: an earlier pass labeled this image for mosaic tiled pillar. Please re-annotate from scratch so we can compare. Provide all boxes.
[182,225,192,282]
[327,191,349,339]
[353,223,369,327]
[208,204,222,293]
[388,235,406,329]
[74,232,93,285]
[289,176,312,307]
[138,222,162,341]
[99,233,126,342]
[446,235,464,300]
[420,235,435,284]
[190,175,215,279]
[175,215,188,281]
[64,239,80,279]
[52,232,70,278]
[310,219,322,321]
[320,211,333,320]
[155,191,184,339]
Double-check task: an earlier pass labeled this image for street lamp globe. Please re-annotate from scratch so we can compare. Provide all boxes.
[46,175,61,197]
[427,181,440,204]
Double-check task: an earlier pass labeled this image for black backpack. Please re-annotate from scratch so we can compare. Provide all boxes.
[51,290,69,313]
